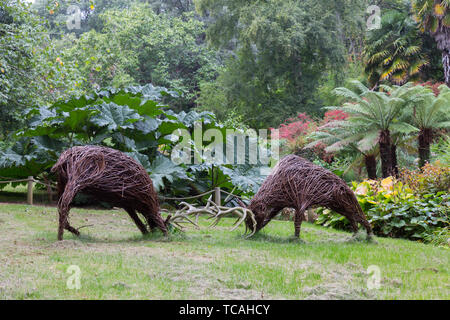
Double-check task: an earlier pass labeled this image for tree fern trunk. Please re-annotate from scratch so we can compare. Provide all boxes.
[364,154,377,180]
[418,128,433,168]
[391,144,399,178]
[379,130,392,178]
[443,50,450,86]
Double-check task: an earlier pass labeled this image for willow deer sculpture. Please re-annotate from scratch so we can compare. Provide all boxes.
[243,155,374,240]
[51,146,168,240]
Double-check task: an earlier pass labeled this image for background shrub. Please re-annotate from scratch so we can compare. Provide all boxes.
[315,175,449,243]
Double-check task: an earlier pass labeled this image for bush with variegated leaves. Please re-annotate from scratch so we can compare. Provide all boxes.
[315,175,449,243]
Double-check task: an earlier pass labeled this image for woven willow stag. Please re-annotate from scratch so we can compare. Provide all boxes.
[244,155,374,240]
[51,146,253,240]
[51,146,169,240]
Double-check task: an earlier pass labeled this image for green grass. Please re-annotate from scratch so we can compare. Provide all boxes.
[0,203,448,300]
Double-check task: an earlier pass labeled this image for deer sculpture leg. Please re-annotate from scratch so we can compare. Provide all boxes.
[125,208,149,235]
[347,214,374,241]
[349,218,359,234]
[145,215,158,232]
[294,208,306,238]
[142,210,168,236]
[331,207,361,238]
[151,215,168,236]
[332,206,374,241]
[65,223,81,237]
[57,184,80,240]
[356,214,374,240]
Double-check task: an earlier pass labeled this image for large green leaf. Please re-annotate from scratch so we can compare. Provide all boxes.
[157,118,186,137]
[136,100,165,117]
[52,95,96,112]
[91,102,142,131]
[110,93,142,109]
[133,117,160,135]
[148,155,189,191]
[0,138,55,179]
[62,107,98,131]
[19,106,61,137]
[221,165,266,194]
[125,151,152,170]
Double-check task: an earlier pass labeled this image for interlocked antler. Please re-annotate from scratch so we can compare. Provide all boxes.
[166,196,257,237]
[208,200,257,238]
[166,196,217,230]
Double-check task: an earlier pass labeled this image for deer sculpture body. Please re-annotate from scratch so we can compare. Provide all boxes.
[51,145,168,240]
[245,155,373,240]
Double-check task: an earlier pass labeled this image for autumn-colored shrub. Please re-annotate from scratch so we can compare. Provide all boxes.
[276,113,312,142]
[272,111,348,163]
[322,109,348,123]
[418,81,445,96]
[399,162,450,195]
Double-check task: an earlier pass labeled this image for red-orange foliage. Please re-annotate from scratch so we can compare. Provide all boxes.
[271,110,348,163]
[274,113,312,142]
[418,81,445,96]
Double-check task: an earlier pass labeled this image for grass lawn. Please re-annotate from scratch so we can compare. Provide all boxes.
[0,202,448,300]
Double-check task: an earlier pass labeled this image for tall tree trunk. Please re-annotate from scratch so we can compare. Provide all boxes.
[391,144,399,178]
[418,128,433,167]
[379,130,392,178]
[443,50,450,87]
[364,154,377,180]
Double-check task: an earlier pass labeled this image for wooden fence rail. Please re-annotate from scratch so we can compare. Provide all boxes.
[0,176,56,205]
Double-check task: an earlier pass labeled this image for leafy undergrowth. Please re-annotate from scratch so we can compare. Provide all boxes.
[316,173,449,243]
[0,203,448,300]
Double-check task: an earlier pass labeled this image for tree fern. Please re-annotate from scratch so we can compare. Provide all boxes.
[322,80,423,177]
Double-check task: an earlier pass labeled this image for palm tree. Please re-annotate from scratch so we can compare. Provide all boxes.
[412,0,450,86]
[364,10,430,88]
[328,80,418,178]
[402,84,450,166]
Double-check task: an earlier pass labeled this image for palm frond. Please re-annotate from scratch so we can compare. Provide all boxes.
[332,87,363,103]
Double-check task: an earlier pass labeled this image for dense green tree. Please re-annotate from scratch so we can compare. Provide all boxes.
[32,0,197,36]
[372,0,412,10]
[60,2,220,111]
[33,0,100,35]
[146,0,196,16]
[195,0,368,128]
[0,0,81,137]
